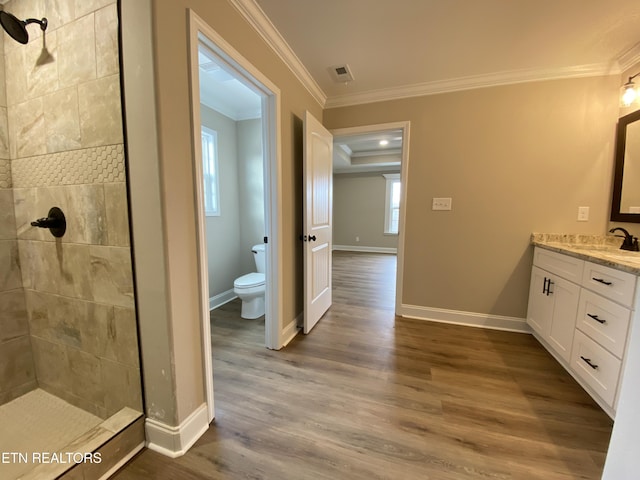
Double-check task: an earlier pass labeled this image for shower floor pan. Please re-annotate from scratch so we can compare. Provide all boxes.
[0,389,142,480]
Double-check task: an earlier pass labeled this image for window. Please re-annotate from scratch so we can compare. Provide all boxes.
[201,126,220,216]
[383,173,401,234]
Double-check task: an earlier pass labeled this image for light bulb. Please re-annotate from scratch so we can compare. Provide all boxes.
[379,140,389,146]
[621,81,637,107]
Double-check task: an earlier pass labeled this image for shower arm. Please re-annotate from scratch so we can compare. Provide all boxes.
[24,17,47,31]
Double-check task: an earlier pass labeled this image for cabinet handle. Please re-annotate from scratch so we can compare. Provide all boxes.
[592,277,613,286]
[542,277,548,295]
[587,313,606,324]
[546,280,554,296]
[580,356,599,370]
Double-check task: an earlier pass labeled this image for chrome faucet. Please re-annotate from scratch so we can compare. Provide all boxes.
[609,227,640,251]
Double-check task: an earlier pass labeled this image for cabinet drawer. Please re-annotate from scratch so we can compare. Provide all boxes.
[576,289,630,358]
[570,330,622,407]
[534,247,584,283]
[582,261,636,307]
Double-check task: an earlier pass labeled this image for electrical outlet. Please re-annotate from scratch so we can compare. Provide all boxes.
[577,206,589,221]
[355,236,360,242]
[432,197,452,211]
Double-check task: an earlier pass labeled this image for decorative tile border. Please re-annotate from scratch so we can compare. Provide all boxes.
[0,160,10,189]
[11,144,125,188]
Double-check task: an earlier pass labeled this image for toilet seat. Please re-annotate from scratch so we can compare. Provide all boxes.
[234,272,265,289]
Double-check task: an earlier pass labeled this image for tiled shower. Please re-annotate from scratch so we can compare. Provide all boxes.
[0,0,143,478]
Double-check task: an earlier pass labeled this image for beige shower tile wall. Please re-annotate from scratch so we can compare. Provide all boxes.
[0,25,35,406]
[1,0,141,418]
[0,32,5,108]
[4,2,121,155]
[0,183,35,404]
[0,228,36,404]
[0,160,10,186]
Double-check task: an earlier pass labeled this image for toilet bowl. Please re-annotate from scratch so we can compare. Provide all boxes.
[233,244,266,319]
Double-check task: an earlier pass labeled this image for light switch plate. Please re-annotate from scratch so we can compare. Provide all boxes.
[577,206,589,221]
[433,197,452,210]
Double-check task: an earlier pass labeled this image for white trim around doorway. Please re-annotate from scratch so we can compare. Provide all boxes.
[187,9,284,424]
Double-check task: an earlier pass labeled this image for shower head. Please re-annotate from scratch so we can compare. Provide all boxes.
[0,11,47,45]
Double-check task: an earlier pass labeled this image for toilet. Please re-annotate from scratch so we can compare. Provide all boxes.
[233,244,266,319]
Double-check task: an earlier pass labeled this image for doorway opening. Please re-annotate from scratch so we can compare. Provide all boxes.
[188,11,283,422]
[330,122,410,314]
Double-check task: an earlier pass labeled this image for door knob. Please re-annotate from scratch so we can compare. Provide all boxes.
[309,235,316,241]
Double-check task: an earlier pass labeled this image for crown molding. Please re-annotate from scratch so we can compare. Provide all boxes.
[618,42,640,72]
[325,63,620,109]
[228,0,327,107]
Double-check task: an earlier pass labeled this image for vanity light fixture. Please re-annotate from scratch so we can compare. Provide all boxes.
[621,72,640,107]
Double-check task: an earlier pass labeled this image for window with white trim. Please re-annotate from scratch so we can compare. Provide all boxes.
[383,173,401,234]
[201,126,220,216]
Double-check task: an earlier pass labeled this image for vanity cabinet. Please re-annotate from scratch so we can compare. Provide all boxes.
[527,247,638,417]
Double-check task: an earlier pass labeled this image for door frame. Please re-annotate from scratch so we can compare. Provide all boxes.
[187,10,284,422]
[329,121,411,316]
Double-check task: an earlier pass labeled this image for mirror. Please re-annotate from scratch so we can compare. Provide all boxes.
[611,109,640,223]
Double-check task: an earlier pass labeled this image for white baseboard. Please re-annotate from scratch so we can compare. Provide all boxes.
[209,289,237,310]
[282,313,303,347]
[333,244,397,254]
[145,403,209,458]
[399,304,530,333]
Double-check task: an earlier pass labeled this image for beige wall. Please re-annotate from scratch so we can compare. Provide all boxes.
[237,118,265,268]
[325,76,620,318]
[333,172,399,249]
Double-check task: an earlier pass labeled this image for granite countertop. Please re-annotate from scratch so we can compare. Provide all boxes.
[531,233,640,275]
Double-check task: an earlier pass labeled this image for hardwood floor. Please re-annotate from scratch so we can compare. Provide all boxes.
[114,251,612,479]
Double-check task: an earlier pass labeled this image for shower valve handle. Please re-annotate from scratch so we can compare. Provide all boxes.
[31,217,60,228]
[30,207,66,238]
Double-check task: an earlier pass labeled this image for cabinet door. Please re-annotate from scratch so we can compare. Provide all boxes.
[547,275,580,363]
[527,266,553,336]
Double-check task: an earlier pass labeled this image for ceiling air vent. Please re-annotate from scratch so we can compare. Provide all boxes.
[329,64,354,83]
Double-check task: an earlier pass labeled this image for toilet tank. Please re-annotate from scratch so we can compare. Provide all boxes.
[252,244,266,273]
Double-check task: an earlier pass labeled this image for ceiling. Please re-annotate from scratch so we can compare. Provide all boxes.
[333,129,403,174]
[198,47,262,121]
[252,0,640,108]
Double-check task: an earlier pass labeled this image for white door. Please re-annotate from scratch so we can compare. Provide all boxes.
[303,111,333,334]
